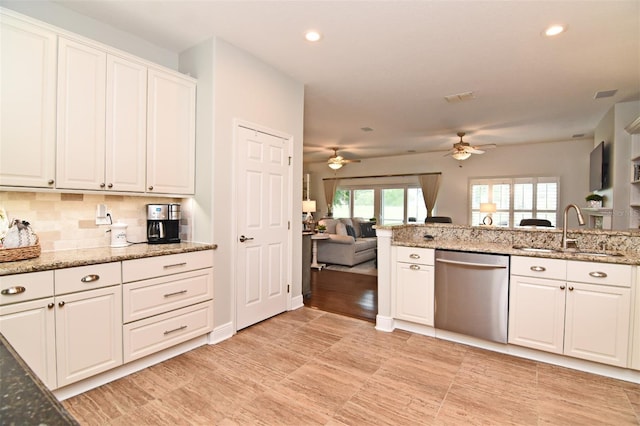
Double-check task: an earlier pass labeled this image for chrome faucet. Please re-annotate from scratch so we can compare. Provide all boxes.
[561,204,585,250]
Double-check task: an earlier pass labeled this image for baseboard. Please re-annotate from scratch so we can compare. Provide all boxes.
[290,294,304,310]
[208,321,234,344]
[375,315,395,332]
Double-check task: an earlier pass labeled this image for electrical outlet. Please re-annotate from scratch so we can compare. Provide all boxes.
[95,204,110,225]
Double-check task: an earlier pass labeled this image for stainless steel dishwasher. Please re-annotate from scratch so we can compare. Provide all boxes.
[434,250,509,343]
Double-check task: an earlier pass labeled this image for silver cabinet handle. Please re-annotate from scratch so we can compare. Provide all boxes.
[409,253,420,259]
[163,262,187,269]
[239,235,254,242]
[164,290,187,298]
[1,286,26,295]
[81,274,100,283]
[530,266,546,272]
[164,325,187,335]
[589,271,607,278]
[409,264,420,270]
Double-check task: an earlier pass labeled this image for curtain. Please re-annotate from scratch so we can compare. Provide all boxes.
[419,174,442,218]
[323,178,339,217]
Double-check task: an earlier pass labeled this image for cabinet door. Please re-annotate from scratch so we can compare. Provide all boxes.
[146,69,196,195]
[105,55,147,192]
[508,275,566,354]
[55,285,122,387]
[394,262,434,326]
[564,282,631,367]
[0,15,57,188]
[56,37,106,190]
[0,298,57,389]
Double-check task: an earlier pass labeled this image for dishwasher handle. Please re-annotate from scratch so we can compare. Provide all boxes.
[435,258,508,269]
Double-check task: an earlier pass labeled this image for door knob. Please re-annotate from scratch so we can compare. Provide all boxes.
[239,235,254,242]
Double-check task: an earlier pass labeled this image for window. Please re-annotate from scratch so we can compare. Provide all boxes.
[331,184,430,223]
[470,177,559,227]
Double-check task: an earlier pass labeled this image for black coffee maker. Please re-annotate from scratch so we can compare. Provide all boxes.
[146,204,180,244]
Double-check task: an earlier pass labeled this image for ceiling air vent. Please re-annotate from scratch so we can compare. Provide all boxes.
[445,91,475,103]
[594,89,617,99]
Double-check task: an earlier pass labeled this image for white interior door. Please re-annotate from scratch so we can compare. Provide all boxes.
[236,125,291,330]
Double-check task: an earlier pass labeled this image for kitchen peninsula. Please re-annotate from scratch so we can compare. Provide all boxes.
[376,223,640,383]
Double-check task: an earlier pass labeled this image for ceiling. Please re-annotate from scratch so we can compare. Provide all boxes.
[48,0,640,164]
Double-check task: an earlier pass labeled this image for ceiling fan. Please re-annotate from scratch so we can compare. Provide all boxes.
[445,132,496,161]
[328,147,360,170]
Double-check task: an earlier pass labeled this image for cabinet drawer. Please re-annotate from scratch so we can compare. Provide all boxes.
[123,269,213,323]
[55,262,121,295]
[122,250,213,283]
[395,246,434,265]
[567,261,632,287]
[0,271,54,305]
[123,301,213,363]
[511,256,566,280]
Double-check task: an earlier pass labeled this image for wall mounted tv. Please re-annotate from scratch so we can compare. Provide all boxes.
[589,141,609,192]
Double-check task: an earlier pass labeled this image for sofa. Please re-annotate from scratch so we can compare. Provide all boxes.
[315,218,377,267]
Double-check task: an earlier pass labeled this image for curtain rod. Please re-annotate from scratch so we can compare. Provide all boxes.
[322,172,441,181]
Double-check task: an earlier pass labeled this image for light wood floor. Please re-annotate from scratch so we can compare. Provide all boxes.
[64,308,640,425]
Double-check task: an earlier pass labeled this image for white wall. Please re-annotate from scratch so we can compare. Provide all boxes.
[1,1,178,69]
[180,37,304,329]
[305,138,593,228]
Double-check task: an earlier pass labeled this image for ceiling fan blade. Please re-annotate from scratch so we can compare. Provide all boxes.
[467,148,485,154]
[343,159,361,163]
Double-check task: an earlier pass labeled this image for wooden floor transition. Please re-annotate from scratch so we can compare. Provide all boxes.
[304,268,377,322]
[63,308,640,425]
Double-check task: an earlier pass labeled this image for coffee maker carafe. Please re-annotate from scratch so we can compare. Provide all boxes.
[147,204,180,244]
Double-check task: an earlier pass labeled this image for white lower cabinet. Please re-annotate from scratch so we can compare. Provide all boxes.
[0,296,57,389]
[509,256,632,368]
[54,285,122,387]
[392,247,434,326]
[122,250,214,363]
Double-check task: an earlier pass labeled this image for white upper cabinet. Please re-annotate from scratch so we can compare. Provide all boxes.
[0,15,57,188]
[146,69,196,195]
[106,55,147,192]
[56,37,107,190]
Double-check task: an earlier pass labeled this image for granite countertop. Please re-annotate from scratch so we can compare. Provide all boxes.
[0,333,79,426]
[392,238,640,265]
[0,242,217,276]
[380,224,640,265]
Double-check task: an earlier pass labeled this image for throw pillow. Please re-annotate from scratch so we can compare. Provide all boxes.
[335,222,348,236]
[345,224,356,239]
[360,222,376,238]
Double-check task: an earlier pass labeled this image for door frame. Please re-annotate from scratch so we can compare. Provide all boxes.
[230,119,294,332]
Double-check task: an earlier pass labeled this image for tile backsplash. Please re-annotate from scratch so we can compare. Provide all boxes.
[0,191,192,252]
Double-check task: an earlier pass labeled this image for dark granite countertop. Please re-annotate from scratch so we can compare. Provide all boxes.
[0,242,217,276]
[0,333,79,426]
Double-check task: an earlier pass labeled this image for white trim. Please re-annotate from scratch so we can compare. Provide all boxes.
[208,321,234,344]
[290,295,304,311]
[374,315,395,332]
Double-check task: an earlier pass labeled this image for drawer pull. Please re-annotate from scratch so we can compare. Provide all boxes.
[530,266,546,272]
[409,254,420,259]
[163,262,187,269]
[164,290,188,298]
[410,264,421,270]
[164,325,187,335]
[81,274,100,283]
[588,271,607,278]
[1,286,26,295]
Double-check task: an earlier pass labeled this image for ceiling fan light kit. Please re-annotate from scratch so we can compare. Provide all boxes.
[327,148,360,170]
[447,132,496,161]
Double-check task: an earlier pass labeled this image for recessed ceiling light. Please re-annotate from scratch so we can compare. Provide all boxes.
[544,24,566,37]
[304,30,322,42]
